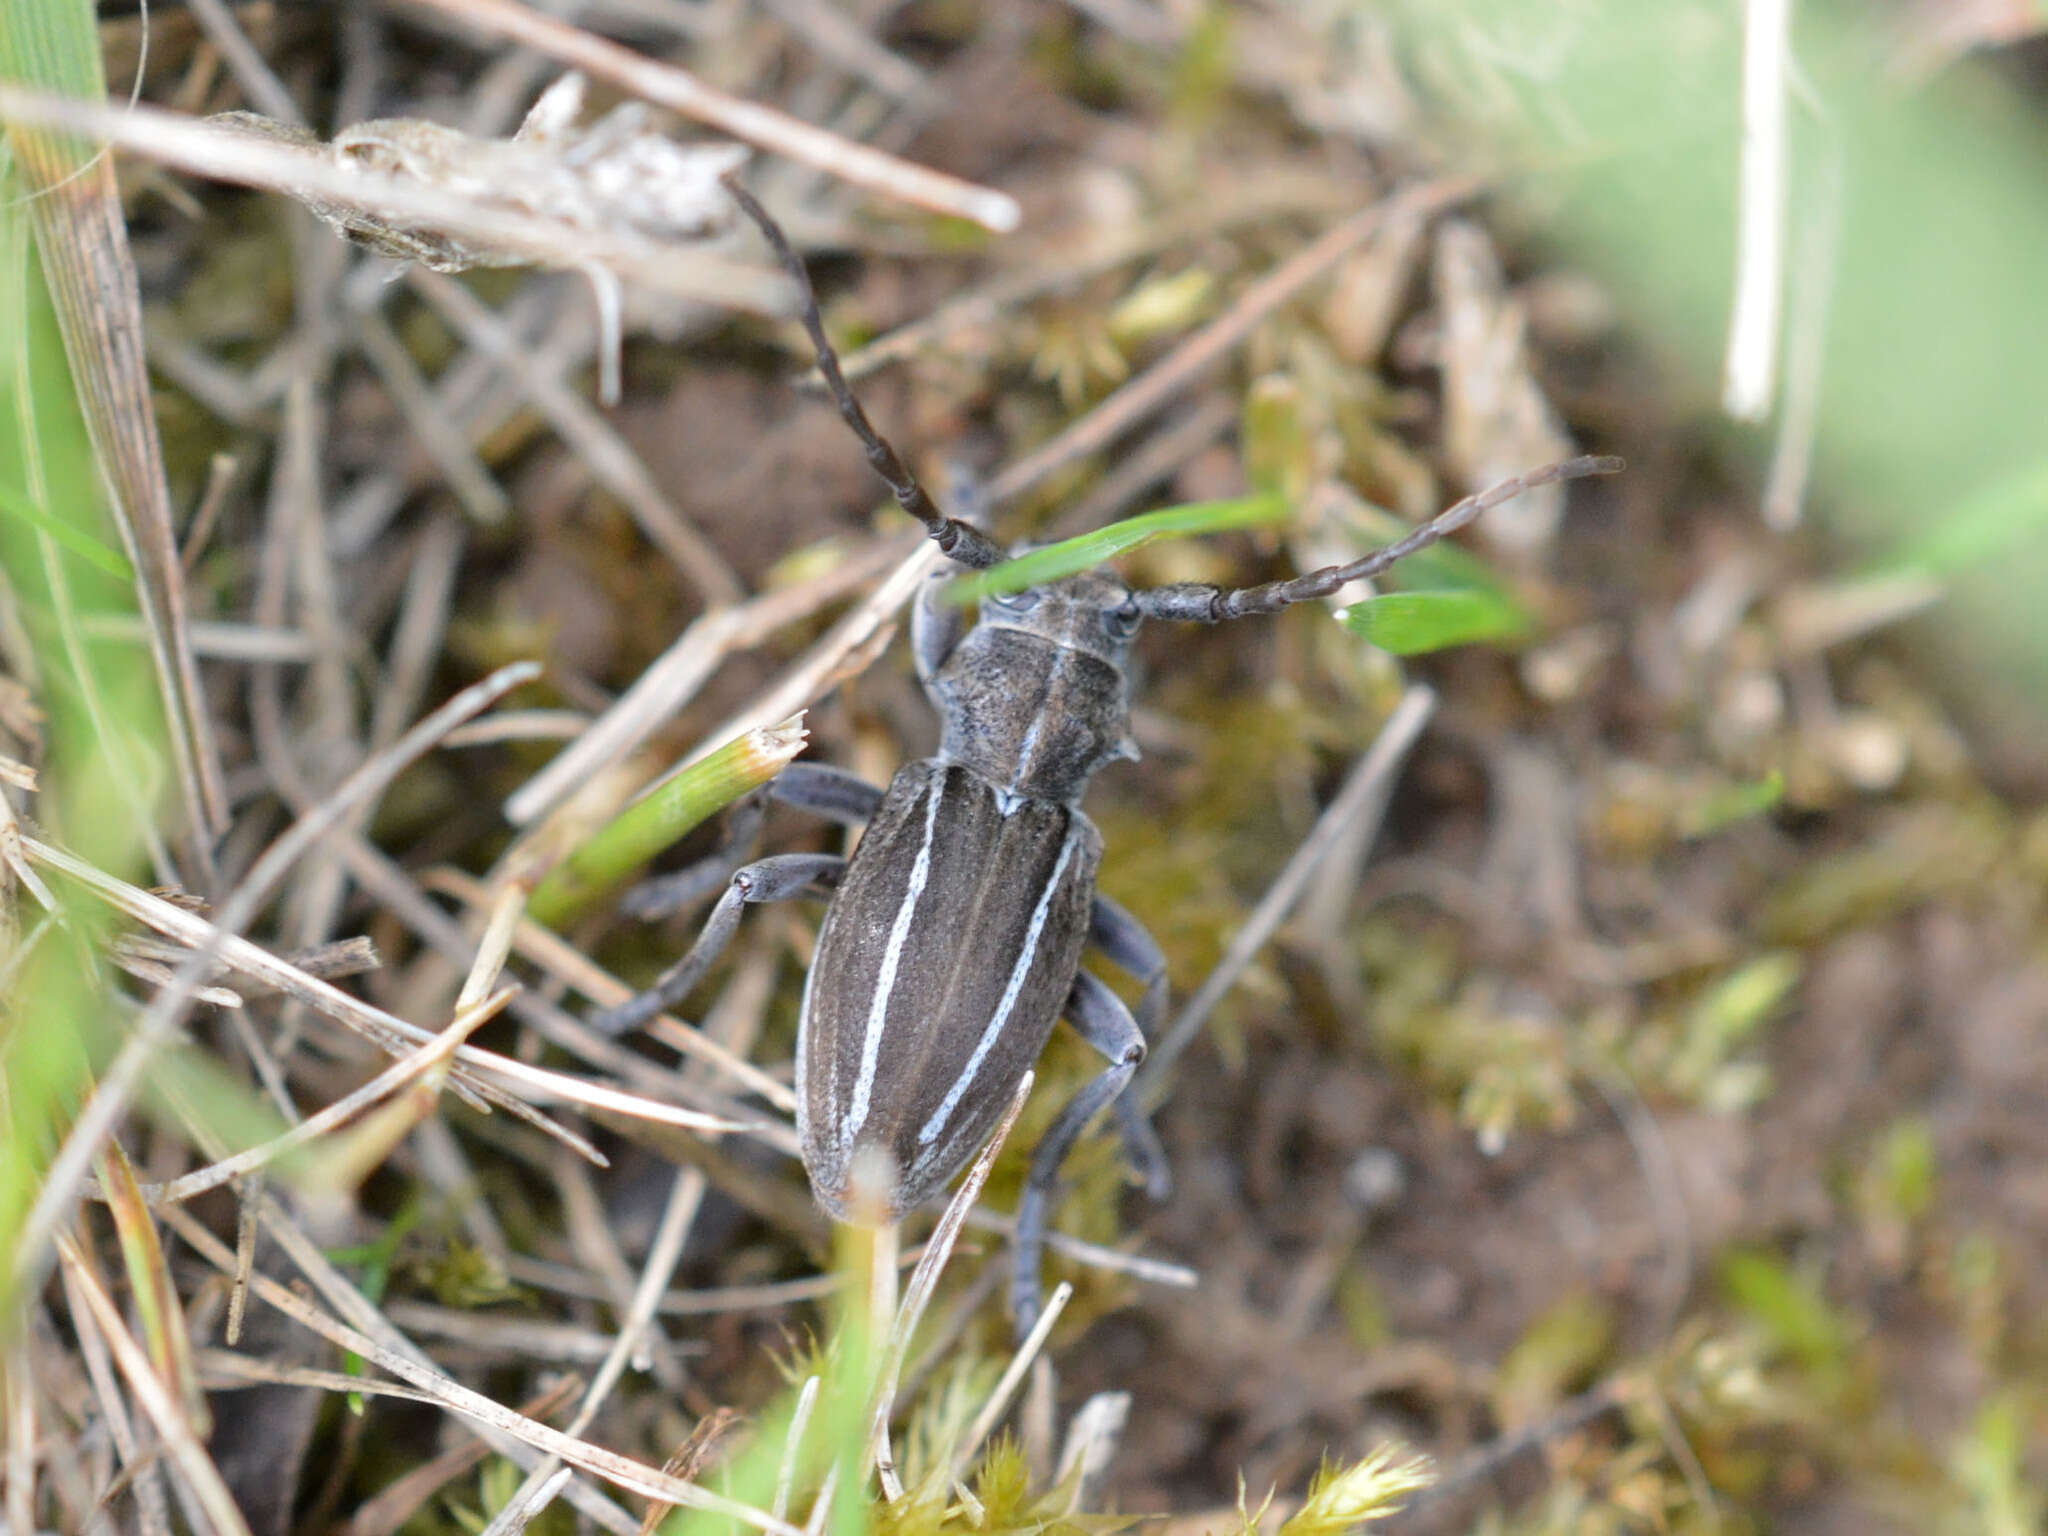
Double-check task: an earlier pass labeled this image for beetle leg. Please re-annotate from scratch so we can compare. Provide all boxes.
[1086,896,1174,1200]
[617,794,770,919]
[1010,968,1146,1335]
[618,765,879,920]
[591,853,845,1036]
[770,761,884,826]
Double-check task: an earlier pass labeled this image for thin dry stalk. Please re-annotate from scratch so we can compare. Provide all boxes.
[102,985,525,1208]
[5,1340,37,1536]
[1143,684,1439,1087]
[425,866,800,1116]
[479,1467,574,1536]
[0,85,793,311]
[53,1235,254,1536]
[406,269,743,601]
[181,0,304,124]
[491,1165,708,1520]
[760,0,926,101]
[334,1379,585,1536]
[505,538,904,827]
[221,1198,644,1536]
[957,1207,1198,1291]
[393,0,1019,230]
[947,1282,1072,1481]
[158,1208,803,1535]
[9,661,542,1304]
[772,1376,823,1521]
[1761,138,1844,531]
[865,1073,1034,1481]
[56,1253,173,1536]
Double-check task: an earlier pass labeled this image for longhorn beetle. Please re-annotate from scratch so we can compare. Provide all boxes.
[593,180,1622,1332]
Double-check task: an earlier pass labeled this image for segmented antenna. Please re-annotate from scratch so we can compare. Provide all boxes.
[1132,455,1625,622]
[724,177,1006,570]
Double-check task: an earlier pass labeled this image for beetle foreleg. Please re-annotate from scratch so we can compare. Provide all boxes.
[1010,968,1146,1335]
[592,853,845,1037]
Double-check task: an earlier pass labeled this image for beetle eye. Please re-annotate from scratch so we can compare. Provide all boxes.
[987,588,1041,614]
[1104,601,1141,640]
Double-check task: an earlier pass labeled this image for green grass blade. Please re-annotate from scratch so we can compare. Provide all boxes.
[939,492,1289,605]
[1339,587,1532,654]
[525,717,807,927]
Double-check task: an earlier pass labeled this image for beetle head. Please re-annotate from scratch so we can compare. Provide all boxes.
[973,567,1143,666]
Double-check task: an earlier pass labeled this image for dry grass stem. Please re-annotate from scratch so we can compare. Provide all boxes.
[159,1206,802,1535]
[9,661,541,1301]
[426,866,800,1115]
[948,1281,1073,1481]
[393,0,1020,230]
[866,1073,1035,1480]
[53,1234,254,1536]
[773,1376,823,1521]
[1144,684,1439,1086]
[0,85,792,312]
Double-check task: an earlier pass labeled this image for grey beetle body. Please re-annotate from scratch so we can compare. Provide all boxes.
[594,179,1622,1333]
[798,571,1141,1219]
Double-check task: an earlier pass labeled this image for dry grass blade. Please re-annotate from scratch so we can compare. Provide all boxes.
[335,1379,585,1536]
[156,1208,804,1536]
[505,539,905,827]
[53,1234,254,1536]
[393,0,1020,230]
[96,1143,209,1434]
[480,1467,574,1536]
[429,866,799,1114]
[9,663,545,1301]
[773,1376,823,1521]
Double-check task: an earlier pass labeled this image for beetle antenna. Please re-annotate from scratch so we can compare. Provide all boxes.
[724,177,1007,570]
[1131,454,1625,623]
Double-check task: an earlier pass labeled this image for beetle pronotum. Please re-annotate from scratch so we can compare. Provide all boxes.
[594,180,1622,1331]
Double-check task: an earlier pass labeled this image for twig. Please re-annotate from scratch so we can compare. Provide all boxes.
[392,0,1020,231]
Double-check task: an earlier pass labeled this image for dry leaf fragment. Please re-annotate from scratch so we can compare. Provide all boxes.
[211,73,748,403]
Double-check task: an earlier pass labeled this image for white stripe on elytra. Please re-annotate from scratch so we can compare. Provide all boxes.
[841,774,945,1153]
[915,826,1079,1152]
